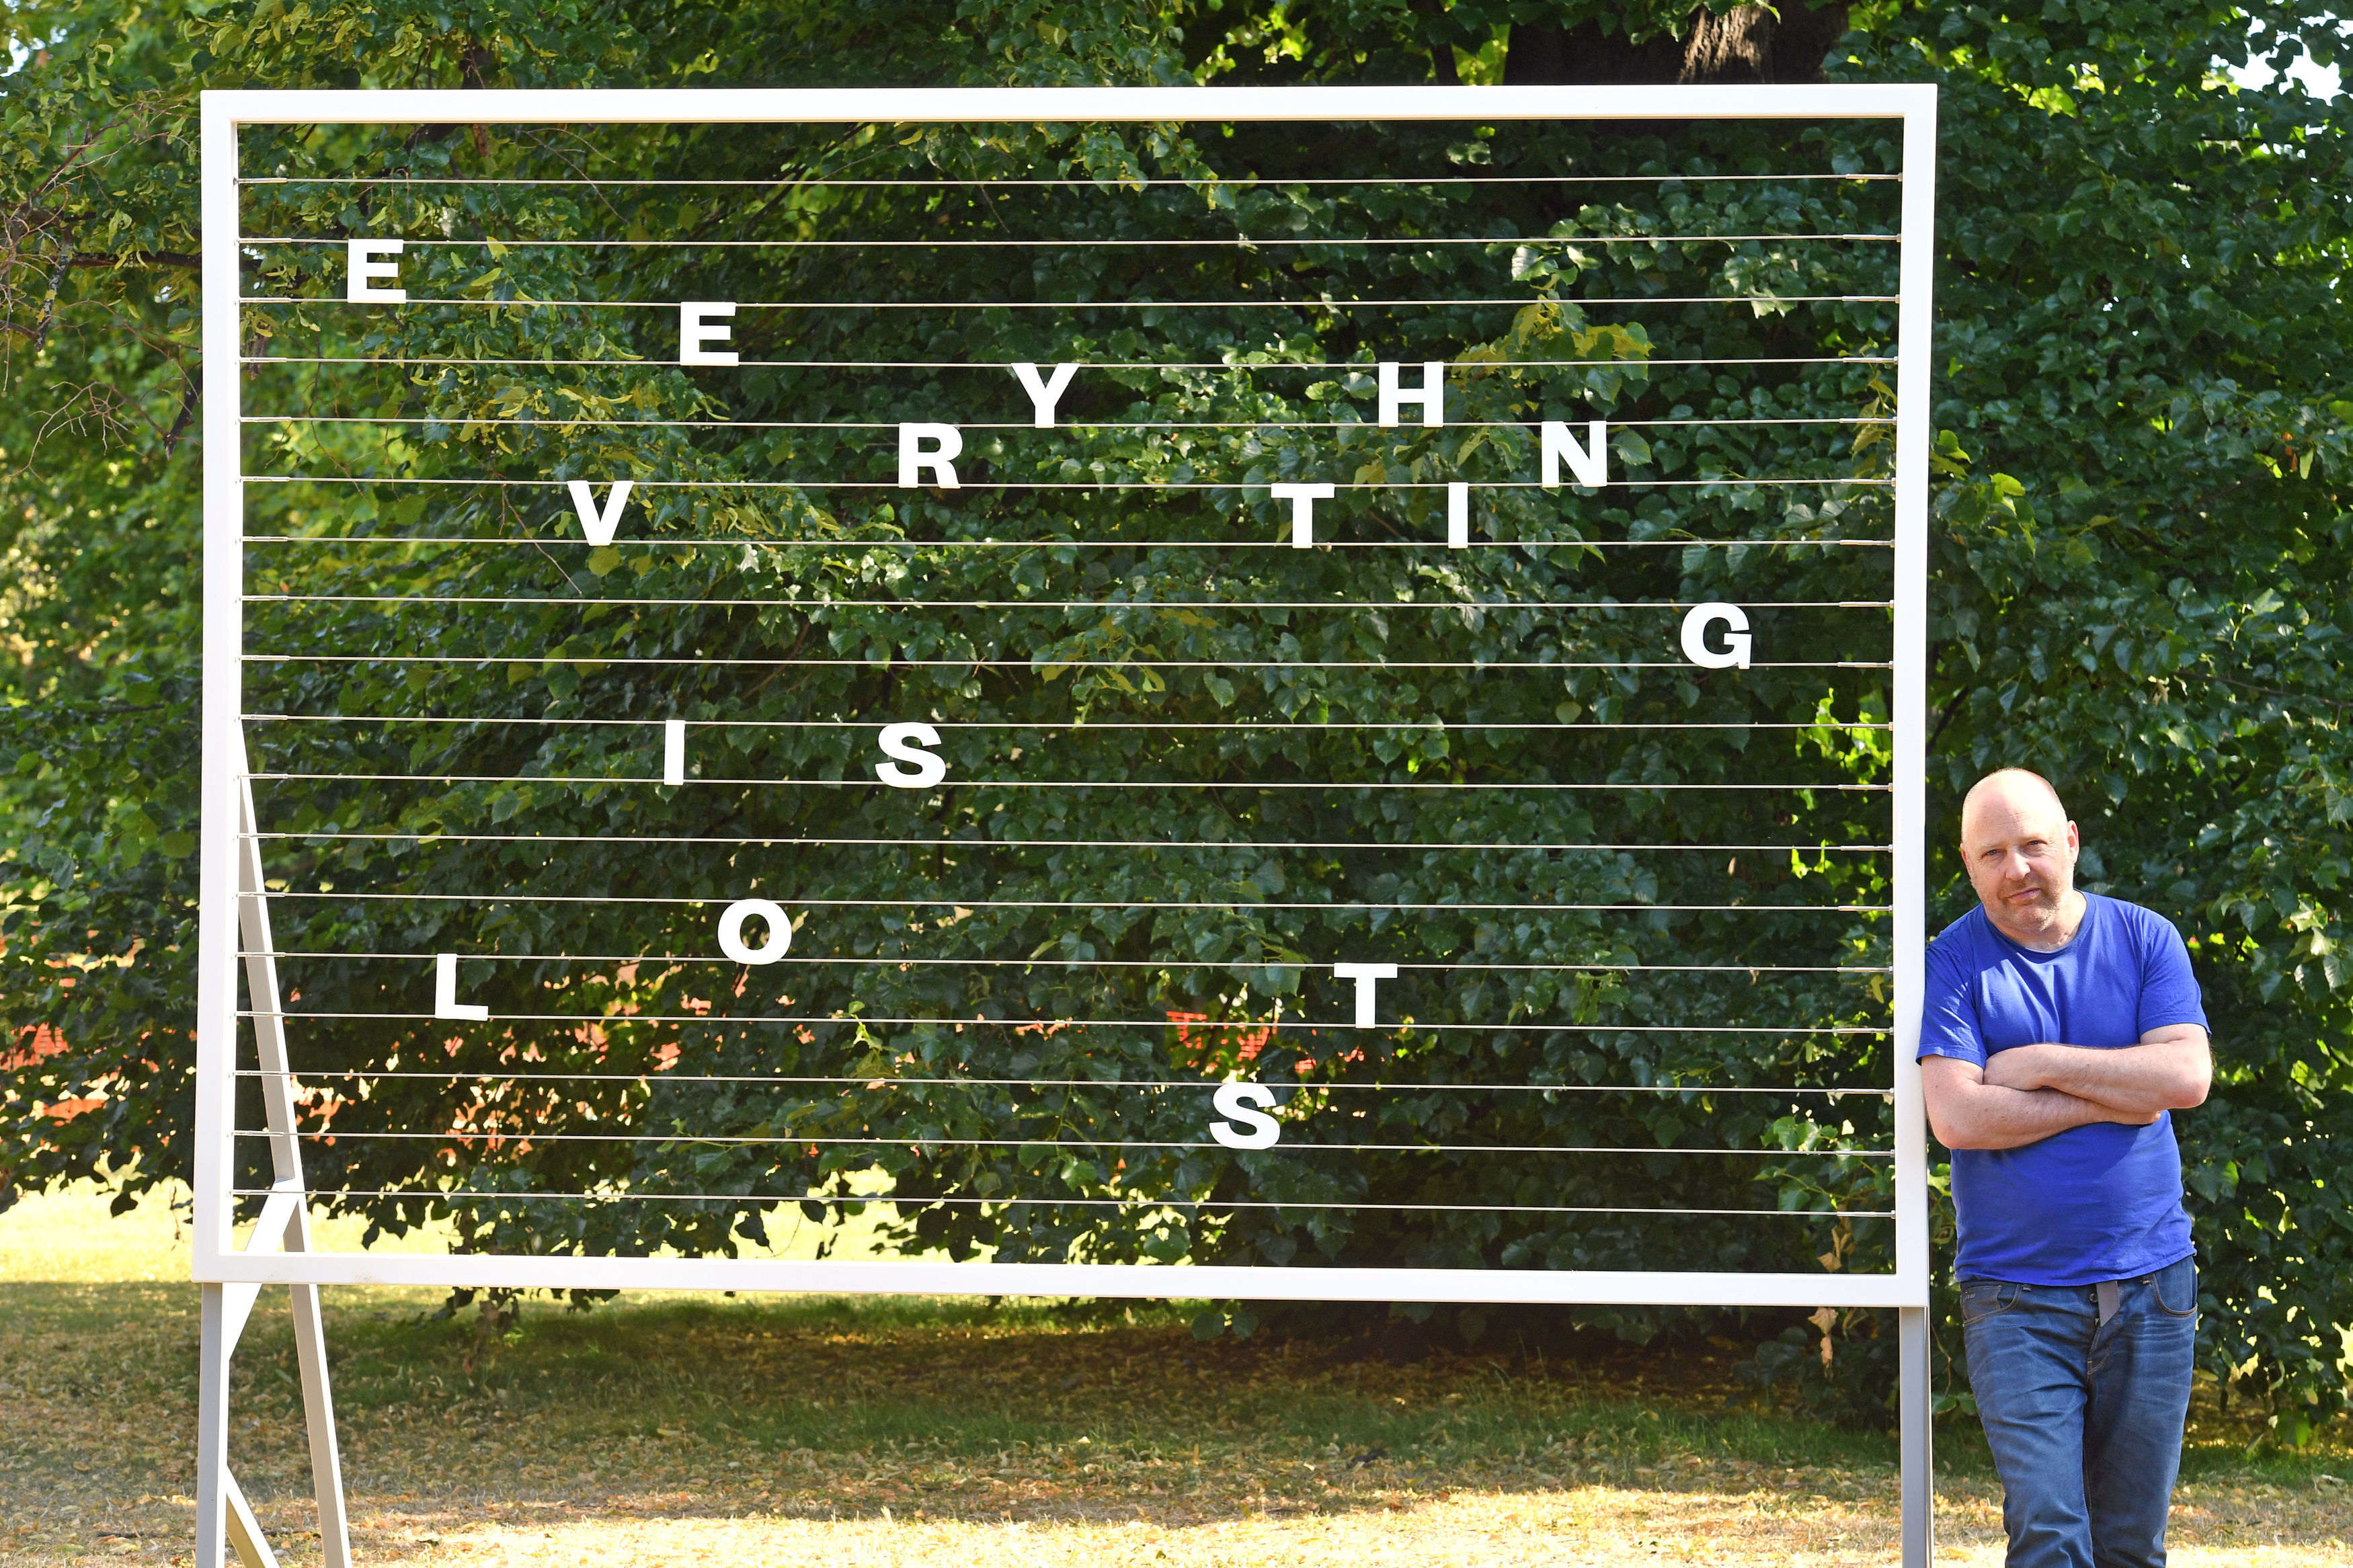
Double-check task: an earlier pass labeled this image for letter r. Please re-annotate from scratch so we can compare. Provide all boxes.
[899,424,964,488]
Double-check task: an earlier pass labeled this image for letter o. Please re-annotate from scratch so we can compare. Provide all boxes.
[718,899,792,965]
[1679,602,1753,670]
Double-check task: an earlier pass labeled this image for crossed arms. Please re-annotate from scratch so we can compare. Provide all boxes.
[1921,1025,2212,1151]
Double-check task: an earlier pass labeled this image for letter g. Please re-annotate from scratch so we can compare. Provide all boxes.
[1679,602,1753,670]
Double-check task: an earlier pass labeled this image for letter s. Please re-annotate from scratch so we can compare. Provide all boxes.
[1679,602,1753,670]
[1210,1082,1281,1150]
[875,722,949,789]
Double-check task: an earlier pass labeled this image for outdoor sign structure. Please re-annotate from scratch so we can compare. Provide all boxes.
[196,84,1938,1567]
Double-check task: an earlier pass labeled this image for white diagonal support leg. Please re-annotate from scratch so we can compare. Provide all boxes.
[288,1281,352,1565]
[226,1471,284,1568]
[238,757,354,1568]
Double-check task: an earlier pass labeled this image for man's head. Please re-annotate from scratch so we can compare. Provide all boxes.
[1959,768,2083,946]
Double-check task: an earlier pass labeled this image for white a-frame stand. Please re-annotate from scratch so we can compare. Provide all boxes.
[195,753,353,1568]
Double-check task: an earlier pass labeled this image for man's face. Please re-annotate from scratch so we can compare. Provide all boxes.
[1960,779,2080,938]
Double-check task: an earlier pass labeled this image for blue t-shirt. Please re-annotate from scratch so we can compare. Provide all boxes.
[1918,892,2207,1286]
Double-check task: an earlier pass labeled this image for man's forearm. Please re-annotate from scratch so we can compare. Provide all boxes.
[1982,1037,2211,1115]
[1931,1078,2130,1151]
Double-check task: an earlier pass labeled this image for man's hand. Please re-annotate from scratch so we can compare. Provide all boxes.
[1976,1025,2212,1116]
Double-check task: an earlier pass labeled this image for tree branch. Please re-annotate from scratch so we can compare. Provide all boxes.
[68,251,200,271]
[2204,673,2353,712]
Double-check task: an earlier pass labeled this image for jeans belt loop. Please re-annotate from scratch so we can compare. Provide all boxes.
[2096,1279,2121,1326]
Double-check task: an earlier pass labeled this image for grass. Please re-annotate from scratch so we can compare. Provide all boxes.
[2,1185,2348,1566]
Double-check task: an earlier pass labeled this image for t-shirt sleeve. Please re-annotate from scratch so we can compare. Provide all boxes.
[2133,908,2210,1034]
[1917,936,1986,1066]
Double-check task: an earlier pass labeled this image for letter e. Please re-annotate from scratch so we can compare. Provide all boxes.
[680,302,738,366]
[348,239,406,304]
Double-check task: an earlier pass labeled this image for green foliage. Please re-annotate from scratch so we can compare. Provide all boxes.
[1861,0,2353,1437]
[1,0,2347,1439]
[221,110,1899,1290]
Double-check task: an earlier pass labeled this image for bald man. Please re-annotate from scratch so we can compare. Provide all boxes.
[1921,768,2211,1568]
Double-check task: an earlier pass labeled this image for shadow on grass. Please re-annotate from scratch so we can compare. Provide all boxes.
[3,1276,2348,1567]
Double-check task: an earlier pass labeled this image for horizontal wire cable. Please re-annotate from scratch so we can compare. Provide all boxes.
[243,649,1892,667]
[242,536,1896,552]
[243,293,1901,311]
[243,353,1897,370]
[245,889,1887,911]
[242,173,1903,188]
[245,233,1899,249]
[246,772,1892,794]
[226,1185,1896,1219]
[233,950,1890,975]
[234,1067,1892,1093]
[242,714,1890,732]
[249,593,1892,611]
[245,655,1890,671]
[231,994,1890,1039]
[238,833,1892,852]
[241,413,1892,431]
[240,1004,1879,1026]
[240,475,1893,491]
[230,1127,1891,1157]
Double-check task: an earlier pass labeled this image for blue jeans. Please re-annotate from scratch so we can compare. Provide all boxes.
[1960,1255,2198,1568]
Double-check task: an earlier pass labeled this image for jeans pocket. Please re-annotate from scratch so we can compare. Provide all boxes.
[2155,1259,2198,1318]
[1960,1280,2018,1325]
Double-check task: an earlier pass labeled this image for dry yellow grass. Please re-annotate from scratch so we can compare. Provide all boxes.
[3,1186,2346,1567]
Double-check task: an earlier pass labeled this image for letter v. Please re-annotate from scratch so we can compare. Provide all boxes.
[567,479,635,546]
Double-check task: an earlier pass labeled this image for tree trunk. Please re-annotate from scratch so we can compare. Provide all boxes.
[1503,3,1849,86]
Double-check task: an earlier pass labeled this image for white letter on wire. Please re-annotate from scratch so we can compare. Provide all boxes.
[434,953,489,1022]
[1209,1082,1281,1150]
[1270,483,1337,548]
[566,479,633,546]
[1540,420,1609,489]
[1378,360,1445,427]
[680,301,738,366]
[1680,602,1753,670]
[898,424,963,489]
[875,721,948,789]
[347,239,406,304]
[718,899,792,965]
[1010,362,1081,427]
[1447,481,1471,548]
[1332,961,1398,1028]
[664,719,686,786]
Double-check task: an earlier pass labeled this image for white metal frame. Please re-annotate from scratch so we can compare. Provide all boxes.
[197,83,1937,1567]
